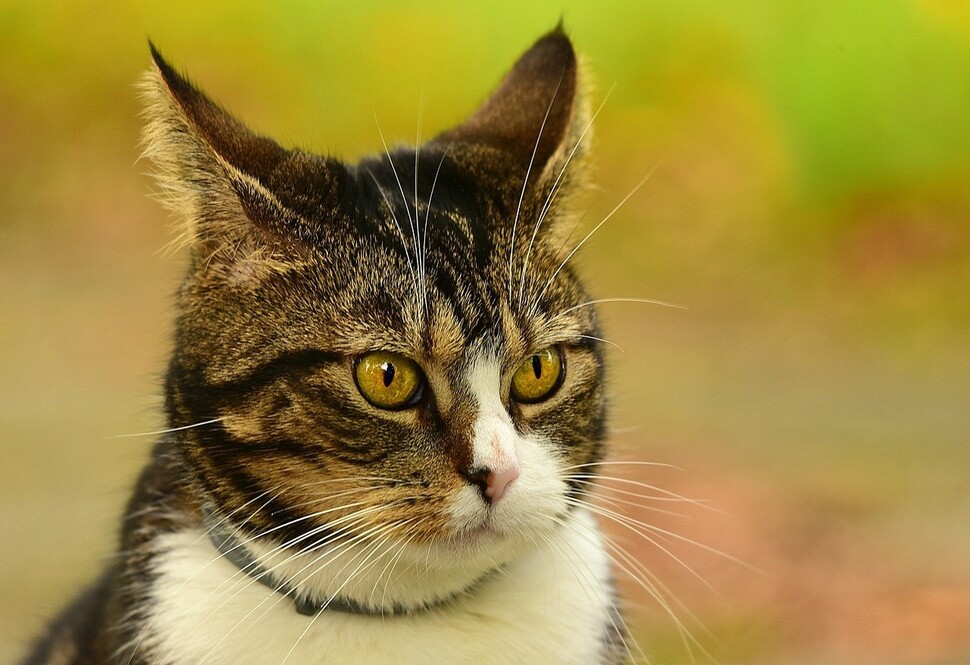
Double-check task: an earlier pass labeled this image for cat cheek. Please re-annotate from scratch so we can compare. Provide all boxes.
[503,436,570,516]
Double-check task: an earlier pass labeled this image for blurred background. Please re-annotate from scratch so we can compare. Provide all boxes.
[2,1,969,663]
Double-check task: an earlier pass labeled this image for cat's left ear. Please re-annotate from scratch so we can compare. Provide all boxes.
[428,27,591,212]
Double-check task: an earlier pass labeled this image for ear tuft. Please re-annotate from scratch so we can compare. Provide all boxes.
[140,44,346,283]
[429,29,592,219]
[147,44,293,189]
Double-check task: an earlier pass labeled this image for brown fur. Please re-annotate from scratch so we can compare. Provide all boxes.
[24,28,622,664]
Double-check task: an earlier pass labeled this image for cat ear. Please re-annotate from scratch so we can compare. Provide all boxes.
[141,44,347,279]
[429,28,590,211]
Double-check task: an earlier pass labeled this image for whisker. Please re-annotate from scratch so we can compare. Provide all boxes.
[294,475,415,489]
[169,505,417,664]
[508,72,566,299]
[365,168,420,299]
[168,508,366,607]
[373,117,422,310]
[530,160,662,317]
[223,493,415,586]
[215,486,424,578]
[571,485,688,519]
[421,142,453,317]
[580,479,715,508]
[567,473,712,508]
[518,86,615,308]
[108,417,225,439]
[559,297,688,316]
[413,94,426,318]
[577,495,755,573]
[374,116,417,238]
[374,529,419,613]
[534,519,649,664]
[218,498,372,551]
[280,521,410,664]
[577,333,624,351]
[601,533,713,662]
[120,484,283,664]
[560,460,682,472]
[568,474,694,502]
[550,512,693,663]
[196,520,396,665]
[166,496,399,633]
[262,518,409,621]
[568,498,717,594]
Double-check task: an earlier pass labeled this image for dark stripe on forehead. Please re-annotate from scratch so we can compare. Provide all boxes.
[426,246,506,342]
[359,149,506,280]
[354,147,531,347]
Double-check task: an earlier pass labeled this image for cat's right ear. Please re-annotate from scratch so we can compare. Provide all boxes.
[428,29,591,215]
[141,44,346,282]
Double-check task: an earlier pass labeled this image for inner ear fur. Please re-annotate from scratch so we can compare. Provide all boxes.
[140,44,348,281]
[429,28,592,221]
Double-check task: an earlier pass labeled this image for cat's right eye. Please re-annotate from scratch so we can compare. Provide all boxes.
[354,351,424,410]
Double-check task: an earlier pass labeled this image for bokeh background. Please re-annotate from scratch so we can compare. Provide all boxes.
[2,1,969,663]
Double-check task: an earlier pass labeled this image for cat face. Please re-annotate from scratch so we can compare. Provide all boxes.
[145,31,605,565]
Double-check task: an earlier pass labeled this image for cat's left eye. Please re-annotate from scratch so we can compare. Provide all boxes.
[354,351,424,410]
[511,346,564,404]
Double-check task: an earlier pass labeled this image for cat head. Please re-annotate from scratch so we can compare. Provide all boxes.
[143,29,606,592]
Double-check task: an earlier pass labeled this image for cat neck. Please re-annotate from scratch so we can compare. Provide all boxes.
[144,507,617,665]
[201,503,505,617]
[199,503,543,617]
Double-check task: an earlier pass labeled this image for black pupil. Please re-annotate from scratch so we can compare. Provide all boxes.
[531,355,542,379]
[381,362,396,387]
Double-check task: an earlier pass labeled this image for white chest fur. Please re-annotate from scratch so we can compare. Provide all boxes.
[139,508,615,665]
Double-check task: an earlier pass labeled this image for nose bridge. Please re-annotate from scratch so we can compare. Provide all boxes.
[465,353,519,467]
[427,344,523,507]
[472,402,515,465]
[465,351,508,431]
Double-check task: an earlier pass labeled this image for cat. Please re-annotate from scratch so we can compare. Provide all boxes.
[23,27,631,665]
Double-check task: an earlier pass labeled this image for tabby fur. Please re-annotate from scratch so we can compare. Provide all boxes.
[24,28,628,665]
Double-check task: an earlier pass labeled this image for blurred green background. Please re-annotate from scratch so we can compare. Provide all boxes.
[2,1,969,663]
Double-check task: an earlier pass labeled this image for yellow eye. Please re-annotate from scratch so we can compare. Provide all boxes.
[511,346,564,404]
[354,351,424,410]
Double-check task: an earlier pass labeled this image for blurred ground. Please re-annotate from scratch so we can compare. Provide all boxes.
[2,2,969,663]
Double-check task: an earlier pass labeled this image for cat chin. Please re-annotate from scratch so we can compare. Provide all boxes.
[233,518,551,614]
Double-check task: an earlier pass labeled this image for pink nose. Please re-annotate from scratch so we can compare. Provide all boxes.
[462,464,520,506]
[483,465,519,505]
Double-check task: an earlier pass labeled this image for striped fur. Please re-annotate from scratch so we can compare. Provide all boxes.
[24,28,627,664]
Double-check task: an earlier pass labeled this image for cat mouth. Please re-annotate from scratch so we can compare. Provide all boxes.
[445,515,507,548]
[447,507,554,552]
